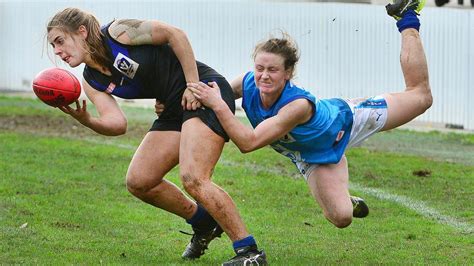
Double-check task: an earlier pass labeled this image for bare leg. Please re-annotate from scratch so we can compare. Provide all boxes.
[126,131,196,219]
[306,156,353,228]
[179,117,248,241]
[382,28,432,131]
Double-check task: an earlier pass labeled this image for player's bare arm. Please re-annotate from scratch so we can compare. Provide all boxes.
[230,74,246,99]
[62,80,127,136]
[109,19,197,82]
[109,19,200,110]
[109,19,153,45]
[243,99,313,152]
[189,80,313,152]
[219,98,312,153]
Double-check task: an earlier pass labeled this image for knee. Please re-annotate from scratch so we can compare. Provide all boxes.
[180,171,208,199]
[126,172,150,198]
[417,85,433,113]
[421,88,433,111]
[333,217,353,229]
[325,212,353,229]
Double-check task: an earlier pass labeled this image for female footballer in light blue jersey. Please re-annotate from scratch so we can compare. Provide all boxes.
[185,0,431,230]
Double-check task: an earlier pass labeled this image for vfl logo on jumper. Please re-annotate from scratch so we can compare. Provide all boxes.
[114,53,139,79]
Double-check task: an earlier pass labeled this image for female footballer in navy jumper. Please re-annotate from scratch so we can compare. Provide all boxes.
[46,7,266,265]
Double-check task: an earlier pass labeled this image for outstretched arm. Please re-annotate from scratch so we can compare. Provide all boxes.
[109,19,200,110]
[188,81,313,153]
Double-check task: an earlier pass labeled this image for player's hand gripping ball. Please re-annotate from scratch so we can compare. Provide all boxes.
[32,67,81,107]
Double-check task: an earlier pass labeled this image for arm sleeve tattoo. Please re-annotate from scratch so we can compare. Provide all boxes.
[109,19,153,45]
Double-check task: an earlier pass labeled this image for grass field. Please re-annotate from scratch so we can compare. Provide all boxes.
[1,94,473,265]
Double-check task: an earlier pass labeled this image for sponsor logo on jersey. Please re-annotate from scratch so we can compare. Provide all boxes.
[357,97,387,109]
[335,130,345,142]
[113,53,139,79]
[279,133,296,143]
[364,100,383,106]
[106,82,116,94]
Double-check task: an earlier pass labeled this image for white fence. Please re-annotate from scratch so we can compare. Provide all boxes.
[0,0,472,130]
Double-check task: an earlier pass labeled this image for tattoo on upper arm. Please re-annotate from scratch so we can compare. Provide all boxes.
[110,19,153,45]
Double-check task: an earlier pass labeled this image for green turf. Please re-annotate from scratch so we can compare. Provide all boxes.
[1,95,473,265]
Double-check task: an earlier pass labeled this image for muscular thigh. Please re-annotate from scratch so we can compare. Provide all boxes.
[345,96,387,148]
[382,90,425,131]
[179,117,225,180]
[307,156,350,211]
[127,131,180,188]
[182,77,235,141]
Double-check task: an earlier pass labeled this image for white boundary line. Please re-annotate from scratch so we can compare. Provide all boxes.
[349,183,474,234]
[86,139,474,234]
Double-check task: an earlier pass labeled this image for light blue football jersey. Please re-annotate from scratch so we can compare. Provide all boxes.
[241,71,353,164]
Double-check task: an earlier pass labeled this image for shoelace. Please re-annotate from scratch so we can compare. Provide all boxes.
[179,230,210,251]
[179,230,193,236]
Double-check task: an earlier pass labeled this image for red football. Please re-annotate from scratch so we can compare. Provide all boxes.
[32,67,81,107]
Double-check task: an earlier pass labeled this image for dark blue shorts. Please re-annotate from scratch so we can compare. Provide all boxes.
[149,77,235,141]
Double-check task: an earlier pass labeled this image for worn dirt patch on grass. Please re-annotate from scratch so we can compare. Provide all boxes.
[0,114,150,140]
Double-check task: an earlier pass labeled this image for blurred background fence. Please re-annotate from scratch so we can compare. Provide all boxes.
[0,0,472,130]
